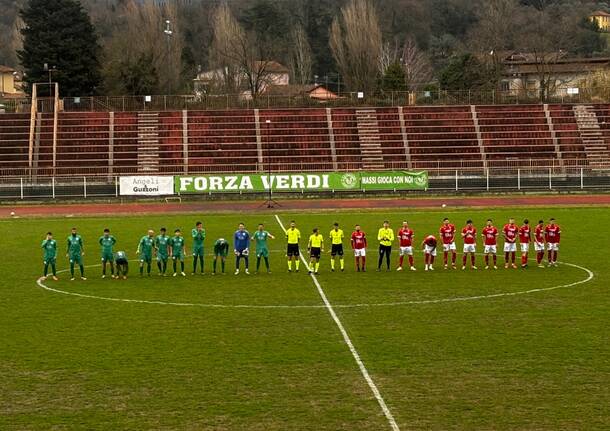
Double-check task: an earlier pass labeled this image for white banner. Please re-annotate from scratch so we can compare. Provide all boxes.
[119,176,174,196]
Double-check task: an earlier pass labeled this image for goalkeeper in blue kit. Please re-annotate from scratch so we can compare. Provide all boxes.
[234,223,251,275]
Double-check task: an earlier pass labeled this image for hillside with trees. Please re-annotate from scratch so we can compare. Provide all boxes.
[1,0,609,96]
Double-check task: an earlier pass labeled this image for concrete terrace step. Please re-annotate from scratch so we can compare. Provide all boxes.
[355,108,385,168]
[574,104,610,168]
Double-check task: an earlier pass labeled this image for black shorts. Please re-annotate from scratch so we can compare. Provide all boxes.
[287,244,300,257]
[331,244,344,256]
[116,258,128,265]
[379,245,392,255]
[309,247,321,259]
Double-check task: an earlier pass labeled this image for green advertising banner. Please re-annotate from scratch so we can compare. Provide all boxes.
[358,171,429,191]
[175,171,428,194]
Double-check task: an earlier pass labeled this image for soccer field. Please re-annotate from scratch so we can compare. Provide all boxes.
[1,206,608,430]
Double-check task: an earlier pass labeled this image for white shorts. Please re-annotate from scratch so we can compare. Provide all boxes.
[521,243,530,253]
[534,242,545,252]
[484,245,497,254]
[354,248,366,257]
[400,246,413,256]
[463,244,476,253]
[443,242,456,252]
[547,243,559,251]
[504,243,517,253]
[424,245,437,257]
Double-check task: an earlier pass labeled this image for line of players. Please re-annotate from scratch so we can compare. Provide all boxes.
[283,217,561,274]
[40,222,274,281]
[39,218,562,280]
[418,217,561,272]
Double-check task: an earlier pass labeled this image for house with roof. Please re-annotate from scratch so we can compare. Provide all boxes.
[263,84,339,102]
[0,65,20,96]
[590,10,610,32]
[194,61,290,96]
[498,52,610,95]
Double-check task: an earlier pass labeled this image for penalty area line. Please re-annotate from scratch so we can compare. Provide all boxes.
[274,214,400,431]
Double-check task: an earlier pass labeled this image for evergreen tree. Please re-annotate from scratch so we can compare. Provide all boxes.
[438,54,498,91]
[18,0,101,96]
[120,52,159,96]
[379,62,408,92]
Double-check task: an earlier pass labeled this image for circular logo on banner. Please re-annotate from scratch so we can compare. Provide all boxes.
[340,173,358,189]
[415,174,427,186]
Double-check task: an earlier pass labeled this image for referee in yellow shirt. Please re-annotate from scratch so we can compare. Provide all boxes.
[286,220,301,272]
[329,222,345,272]
[307,228,324,275]
[377,220,395,271]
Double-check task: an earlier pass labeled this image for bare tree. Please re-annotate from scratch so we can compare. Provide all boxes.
[330,0,382,93]
[467,0,521,58]
[209,1,245,93]
[209,2,279,99]
[102,0,185,94]
[466,0,522,89]
[515,0,578,100]
[400,36,432,90]
[379,39,405,76]
[290,24,313,86]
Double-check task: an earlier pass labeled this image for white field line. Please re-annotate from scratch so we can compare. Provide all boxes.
[274,214,400,431]
[36,259,594,310]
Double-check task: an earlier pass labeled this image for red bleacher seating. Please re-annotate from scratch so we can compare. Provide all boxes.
[547,105,586,160]
[56,112,110,175]
[1,104,602,176]
[476,105,557,167]
[187,110,258,172]
[0,113,30,174]
[259,109,334,171]
[403,106,483,169]
[158,112,184,173]
[113,112,138,173]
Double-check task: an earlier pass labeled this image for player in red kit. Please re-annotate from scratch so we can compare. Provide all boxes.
[502,218,519,269]
[534,220,546,267]
[439,218,457,270]
[351,225,367,272]
[461,220,478,270]
[482,219,498,270]
[545,218,561,266]
[519,219,531,268]
[422,234,438,271]
[397,221,416,271]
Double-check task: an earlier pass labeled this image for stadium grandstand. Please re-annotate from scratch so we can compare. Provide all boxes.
[2,102,610,178]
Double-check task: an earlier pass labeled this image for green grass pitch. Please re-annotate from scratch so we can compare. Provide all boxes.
[1,207,608,430]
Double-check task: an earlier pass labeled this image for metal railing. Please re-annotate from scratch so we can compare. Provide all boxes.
[1,167,609,200]
[5,87,610,113]
[0,158,594,180]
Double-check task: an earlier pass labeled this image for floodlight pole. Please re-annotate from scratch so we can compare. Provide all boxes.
[164,19,173,95]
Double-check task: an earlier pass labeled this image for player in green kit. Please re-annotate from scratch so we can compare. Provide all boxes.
[114,251,129,279]
[155,227,170,276]
[41,232,58,281]
[213,238,229,275]
[254,224,275,274]
[137,230,155,276]
[66,227,86,281]
[99,228,117,279]
[192,221,206,275]
[170,229,186,277]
